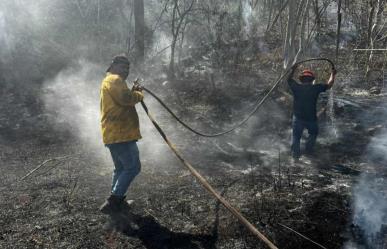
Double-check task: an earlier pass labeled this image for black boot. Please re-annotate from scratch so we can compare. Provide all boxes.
[119,195,134,212]
[99,195,122,214]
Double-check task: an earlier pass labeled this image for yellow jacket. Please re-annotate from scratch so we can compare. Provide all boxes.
[100,73,144,144]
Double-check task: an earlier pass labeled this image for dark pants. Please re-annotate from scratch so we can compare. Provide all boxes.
[291,116,318,158]
[106,141,141,197]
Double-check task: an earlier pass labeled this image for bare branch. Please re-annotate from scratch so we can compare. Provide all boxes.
[279,223,328,249]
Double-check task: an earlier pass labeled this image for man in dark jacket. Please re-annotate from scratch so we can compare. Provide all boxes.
[288,66,337,159]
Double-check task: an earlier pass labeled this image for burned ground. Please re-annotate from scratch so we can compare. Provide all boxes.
[1,0,387,248]
[1,73,387,249]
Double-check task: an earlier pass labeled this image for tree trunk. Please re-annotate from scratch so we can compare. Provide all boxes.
[266,0,290,33]
[170,40,176,75]
[283,0,306,68]
[367,0,385,74]
[168,0,194,79]
[169,0,178,78]
[296,0,311,58]
[314,0,321,36]
[367,0,376,47]
[134,0,145,63]
[265,0,274,31]
[283,0,296,69]
[335,0,342,62]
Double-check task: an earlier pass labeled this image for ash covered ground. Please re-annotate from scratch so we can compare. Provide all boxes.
[1,1,387,248]
[1,68,387,248]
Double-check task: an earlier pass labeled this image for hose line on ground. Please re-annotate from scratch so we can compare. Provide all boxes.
[141,58,335,137]
[140,100,279,249]
[139,58,334,248]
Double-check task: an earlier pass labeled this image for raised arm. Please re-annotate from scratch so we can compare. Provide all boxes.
[106,78,144,106]
[288,65,297,82]
[287,65,297,85]
[326,68,337,89]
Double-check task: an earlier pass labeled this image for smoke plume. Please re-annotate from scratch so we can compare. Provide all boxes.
[347,106,387,248]
[41,60,176,173]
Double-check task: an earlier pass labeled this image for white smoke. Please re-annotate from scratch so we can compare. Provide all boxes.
[241,0,253,37]
[149,31,173,62]
[41,60,108,159]
[0,8,15,58]
[41,60,175,174]
[353,175,387,235]
[0,10,6,46]
[347,119,387,247]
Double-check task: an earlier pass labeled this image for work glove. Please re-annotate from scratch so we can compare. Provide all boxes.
[132,78,143,92]
[132,84,143,92]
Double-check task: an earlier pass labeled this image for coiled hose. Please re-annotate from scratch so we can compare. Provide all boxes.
[142,58,335,137]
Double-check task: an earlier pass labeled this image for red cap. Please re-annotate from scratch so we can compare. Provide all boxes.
[300,69,315,78]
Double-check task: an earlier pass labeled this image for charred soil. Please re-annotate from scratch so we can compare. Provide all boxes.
[1,77,387,249]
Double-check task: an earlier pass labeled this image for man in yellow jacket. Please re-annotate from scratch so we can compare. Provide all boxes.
[99,55,144,214]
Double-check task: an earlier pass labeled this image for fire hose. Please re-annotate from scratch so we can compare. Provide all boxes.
[140,58,335,137]
[137,58,335,248]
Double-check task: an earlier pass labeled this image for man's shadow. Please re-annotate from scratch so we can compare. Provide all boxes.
[106,181,238,249]
[108,211,215,249]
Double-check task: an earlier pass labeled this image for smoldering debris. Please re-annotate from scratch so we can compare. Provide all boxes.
[347,106,387,248]
[352,175,387,242]
[0,0,386,248]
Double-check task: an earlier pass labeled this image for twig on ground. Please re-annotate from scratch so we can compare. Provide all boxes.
[34,161,65,178]
[65,176,79,206]
[19,154,78,182]
[278,149,282,190]
[144,209,164,224]
[278,223,328,249]
[327,203,348,213]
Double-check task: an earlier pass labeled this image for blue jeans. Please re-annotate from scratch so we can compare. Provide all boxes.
[291,116,318,158]
[106,141,141,197]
